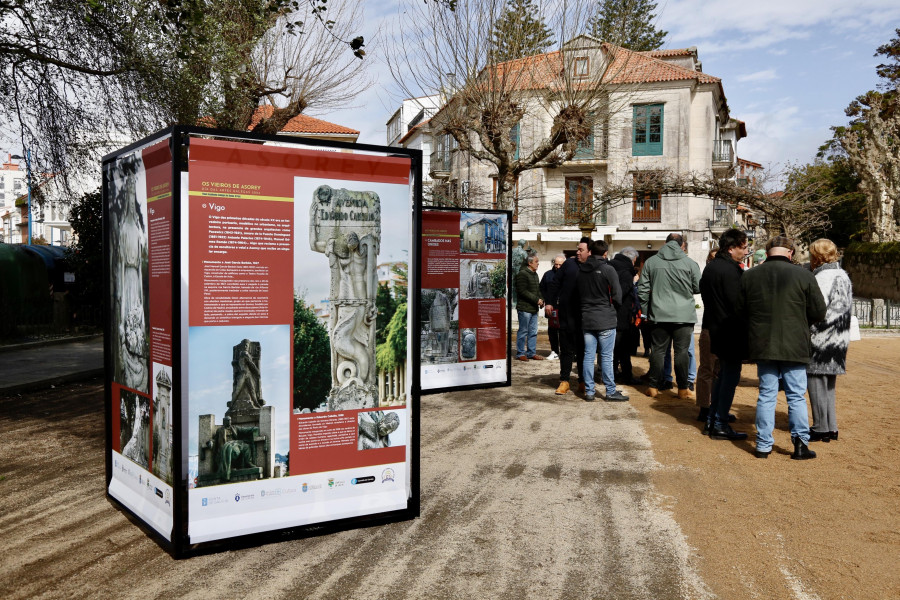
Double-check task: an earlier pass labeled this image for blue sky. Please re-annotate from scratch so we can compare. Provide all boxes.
[324,0,900,170]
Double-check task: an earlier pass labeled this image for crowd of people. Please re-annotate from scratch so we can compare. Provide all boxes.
[515,231,853,460]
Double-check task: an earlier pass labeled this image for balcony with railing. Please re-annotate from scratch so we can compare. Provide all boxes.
[712,139,733,172]
[708,205,735,234]
[541,201,608,226]
[429,149,451,178]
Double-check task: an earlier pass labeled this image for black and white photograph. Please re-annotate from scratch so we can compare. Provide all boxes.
[151,363,173,485]
[420,288,459,364]
[459,328,477,361]
[357,409,406,450]
[107,152,150,393]
[120,389,150,469]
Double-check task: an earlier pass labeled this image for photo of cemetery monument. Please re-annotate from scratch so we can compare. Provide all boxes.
[107,153,150,393]
[151,363,173,485]
[460,212,507,254]
[308,184,382,411]
[120,389,150,469]
[420,288,459,364]
[188,325,290,489]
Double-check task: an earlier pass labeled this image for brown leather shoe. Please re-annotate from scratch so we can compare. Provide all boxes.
[531,355,545,360]
[555,381,570,395]
[678,388,695,401]
[517,356,529,361]
[646,387,659,398]
[578,381,586,394]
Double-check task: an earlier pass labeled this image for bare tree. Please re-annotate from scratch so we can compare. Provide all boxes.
[587,165,841,247]
[387,0,647,210]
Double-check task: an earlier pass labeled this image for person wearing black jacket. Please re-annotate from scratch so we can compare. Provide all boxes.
[699,229,750,441]
[545,237,591,396]
[539,255,565,360]
[577,240,625,402]
[610,247,642,385]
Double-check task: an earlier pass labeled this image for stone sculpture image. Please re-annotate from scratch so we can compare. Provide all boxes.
[121,390,150,468]
[358,411,401,450]
[309,184,381,411]
[460,328,477,360]
[422,288,459,363]
[464,261,493,299]
[109,154,149,393]
[152,367,173,484]
[197,339,274,487]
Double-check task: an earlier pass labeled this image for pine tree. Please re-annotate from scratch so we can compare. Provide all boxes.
[590,0,667,51]
[491,0,555,63]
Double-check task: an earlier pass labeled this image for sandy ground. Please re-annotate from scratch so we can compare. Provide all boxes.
[0,336,897,599]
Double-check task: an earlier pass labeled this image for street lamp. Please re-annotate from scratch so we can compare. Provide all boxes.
[10,150,32,245]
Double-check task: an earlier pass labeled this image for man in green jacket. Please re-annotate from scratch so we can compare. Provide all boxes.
[515,254,544,360]
[737,236,826,460]
[637,233,701,399]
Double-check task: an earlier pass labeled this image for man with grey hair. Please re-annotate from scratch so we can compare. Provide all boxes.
[611,246,642,385]
[540,254,566,360]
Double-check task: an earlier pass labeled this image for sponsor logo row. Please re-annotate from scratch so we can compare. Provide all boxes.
[200,468,396,508]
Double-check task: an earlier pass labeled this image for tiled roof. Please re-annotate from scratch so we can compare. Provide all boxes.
[646,48,696,58]
[481,42,719,89]
[249,105,359,135]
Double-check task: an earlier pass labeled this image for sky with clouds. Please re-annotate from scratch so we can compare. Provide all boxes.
[324,0,900,173]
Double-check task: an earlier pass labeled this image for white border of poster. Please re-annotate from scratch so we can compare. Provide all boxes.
[419,208,512,392]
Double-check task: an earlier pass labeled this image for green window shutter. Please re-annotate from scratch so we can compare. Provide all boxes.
[510,122,520,161]
[632,104,663,156]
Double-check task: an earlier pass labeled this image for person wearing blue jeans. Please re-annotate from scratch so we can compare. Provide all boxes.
[583,329,618,400]
[755,361,810,453]
[576,239,626,402]
[516,309,539,358]
[737,236,825,460]
[515,254,544,360]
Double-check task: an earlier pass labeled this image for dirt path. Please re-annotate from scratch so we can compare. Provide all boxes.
[0,337,896,599]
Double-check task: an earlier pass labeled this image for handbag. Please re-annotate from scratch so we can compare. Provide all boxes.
[849,315,861,341]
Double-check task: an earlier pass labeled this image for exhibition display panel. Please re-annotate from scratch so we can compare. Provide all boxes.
[104,127,421,555]
[417,208,512,393]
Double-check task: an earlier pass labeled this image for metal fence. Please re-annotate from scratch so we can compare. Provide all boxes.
[852,297,900,328]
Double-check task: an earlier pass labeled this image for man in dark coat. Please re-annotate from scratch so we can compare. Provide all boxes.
[577,240,625,402]
[610,247,642,385]
[545,237,591,395]
[699,228,750,440]
[539,254,565,360]
[737,236,826,460]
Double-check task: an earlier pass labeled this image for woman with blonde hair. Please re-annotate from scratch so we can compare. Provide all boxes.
[807,238,852,442]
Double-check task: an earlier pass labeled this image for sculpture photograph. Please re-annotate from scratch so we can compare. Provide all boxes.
[188,326,289,488]
[459,328,478,361]
[309,184,381,411]
[461,259,505,300]
[120,389,150,469]
[107,153,149,393]
[357,410,402,450]
[420,288,459,364]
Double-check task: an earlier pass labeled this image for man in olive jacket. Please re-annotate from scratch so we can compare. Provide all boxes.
[737,236,826,460]
[637,233,701,399]
[515,254,544,360]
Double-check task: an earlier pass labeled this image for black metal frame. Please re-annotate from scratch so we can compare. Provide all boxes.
[103,125,422,557]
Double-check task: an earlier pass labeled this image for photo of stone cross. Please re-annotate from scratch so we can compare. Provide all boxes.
[309,185,382,411]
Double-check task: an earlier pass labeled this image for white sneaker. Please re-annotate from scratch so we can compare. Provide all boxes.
[546,351,559,360]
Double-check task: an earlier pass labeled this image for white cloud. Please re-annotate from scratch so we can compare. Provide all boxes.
[659,0,900,52]
[737,69,778,83]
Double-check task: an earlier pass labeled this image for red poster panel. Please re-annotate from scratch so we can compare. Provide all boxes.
[420,209,510,391]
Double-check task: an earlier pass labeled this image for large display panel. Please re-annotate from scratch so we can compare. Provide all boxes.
[104,127,420,555]
[417,208,512,393]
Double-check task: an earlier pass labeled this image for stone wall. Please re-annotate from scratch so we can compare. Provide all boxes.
[843,242,900,302]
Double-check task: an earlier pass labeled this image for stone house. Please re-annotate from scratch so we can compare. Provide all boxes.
[389,36,748,270]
